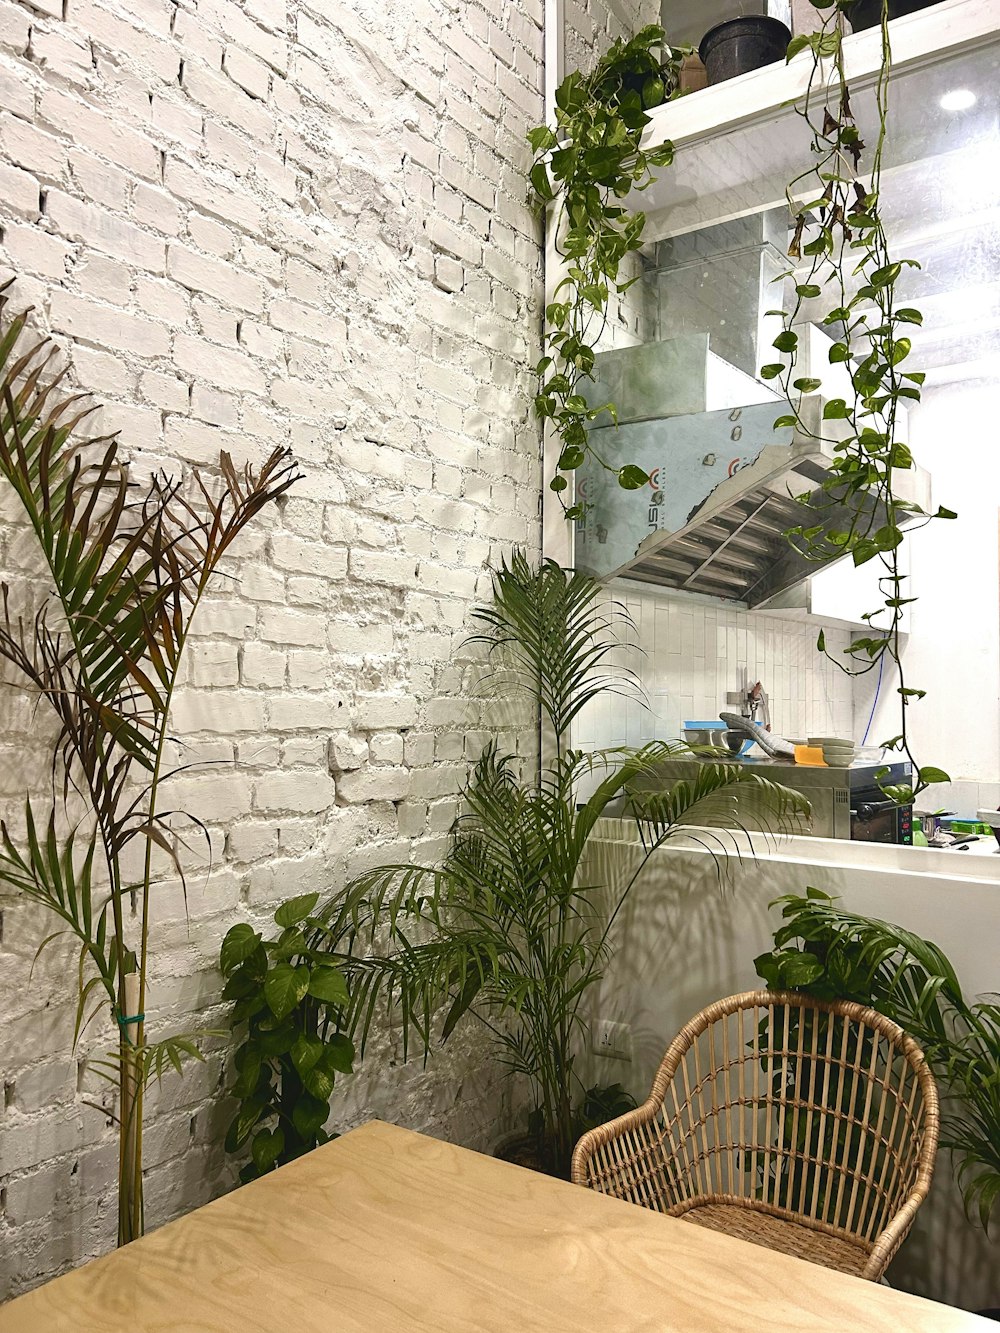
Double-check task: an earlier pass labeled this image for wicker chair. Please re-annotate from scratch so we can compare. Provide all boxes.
[572,990,939,1282]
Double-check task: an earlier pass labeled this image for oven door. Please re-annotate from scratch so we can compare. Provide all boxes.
[850,796,913,844]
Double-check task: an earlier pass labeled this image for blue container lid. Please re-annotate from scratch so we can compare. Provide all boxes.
[683,720,724,729]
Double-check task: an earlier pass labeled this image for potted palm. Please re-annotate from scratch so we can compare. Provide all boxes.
[320,552,808,1177]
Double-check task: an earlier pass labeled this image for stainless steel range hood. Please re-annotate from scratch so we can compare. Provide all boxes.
[575,328,931,609]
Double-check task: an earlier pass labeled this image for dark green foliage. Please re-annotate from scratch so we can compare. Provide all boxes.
[527,27,688,516]
[756,889,1000,1232]
[220,896,354,1183]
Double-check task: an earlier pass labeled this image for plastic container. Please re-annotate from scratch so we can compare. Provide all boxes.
[698,16,791,85]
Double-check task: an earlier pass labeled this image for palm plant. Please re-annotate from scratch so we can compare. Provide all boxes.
[757,890,1000,1231]
[0,284,297,1242]
[325,552,808,1177]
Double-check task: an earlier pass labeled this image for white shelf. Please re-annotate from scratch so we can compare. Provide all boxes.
[634,0,1000,235]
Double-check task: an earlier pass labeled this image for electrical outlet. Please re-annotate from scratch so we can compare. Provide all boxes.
[593,1019,631,1061]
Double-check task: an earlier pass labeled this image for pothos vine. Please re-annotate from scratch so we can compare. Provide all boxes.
[771,0,955,800]
[527,25,688,521]
[529,7,953,804]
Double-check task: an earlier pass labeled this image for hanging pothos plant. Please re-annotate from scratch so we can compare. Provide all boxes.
[527,24,687,520]
[767,0,955,801]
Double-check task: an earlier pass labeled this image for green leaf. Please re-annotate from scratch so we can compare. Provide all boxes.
[785,33,812,60]
[256,1018,297,1057]
[772,415,797,429]
[323,1033,354,1075]
[529,162,553,201]
[231,1044,263,1098]
[302,1060,335,1101]
[760,364,784,380]
[890,337,912,366]
[221,923,262,975]
[251,1125,285,1174]
[793,377,821,393]
[550,475,568,492]
[274,893,320,928]
[935,505,957,519]
[822,399,850,420]
[290,1031,324,1076]
[617,464,649,490]
[558,445,585,470]
[226,1092,269,1150]
[895,307,923,325]
[527,125,557,154]
[263,963,310,1021]
[917,766,951,786]
[795,283,821,298]
[292,1093,329,1140]
[772,330,798,353]
[307,964,349,1006]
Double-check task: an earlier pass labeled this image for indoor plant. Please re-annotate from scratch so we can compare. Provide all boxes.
[219,896,354,1181]
[774,0,956,800]
[0,284,297,1241]
[319,552,808,1177]
[756,889,1000,1239]
[527,25,687,518]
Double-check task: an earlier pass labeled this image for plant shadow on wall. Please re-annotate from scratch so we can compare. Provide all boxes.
[0,284,298,1244]
[268,552,809,1183]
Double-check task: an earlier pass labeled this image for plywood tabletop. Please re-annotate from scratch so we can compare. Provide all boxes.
[0,1119,992,1332]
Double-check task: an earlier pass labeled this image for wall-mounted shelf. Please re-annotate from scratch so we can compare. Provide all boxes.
[632,0,1000,238]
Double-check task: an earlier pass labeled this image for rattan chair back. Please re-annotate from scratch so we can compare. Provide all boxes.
[572,990,939,1281]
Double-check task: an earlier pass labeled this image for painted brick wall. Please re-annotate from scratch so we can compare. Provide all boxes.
[0,0,543,1297]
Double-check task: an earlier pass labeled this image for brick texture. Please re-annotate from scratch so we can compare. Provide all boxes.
[0,0,543,1296]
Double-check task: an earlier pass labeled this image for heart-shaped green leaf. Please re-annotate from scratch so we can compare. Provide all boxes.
[274,893,320,928]
[290,1031,324,1076]
[263,963,310,1021]
[308,964,349,1006]
[251,1125,285,1174]
[220,923,261,975]
[292,1093,329,1141]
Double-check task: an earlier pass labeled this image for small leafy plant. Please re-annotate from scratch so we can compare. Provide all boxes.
[527,25,687,516]
[220,894,354,1182]
[757,889,1000,1231]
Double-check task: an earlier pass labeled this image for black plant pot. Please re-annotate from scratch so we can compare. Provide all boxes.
[699,16,792,85]
[847,0,941,30]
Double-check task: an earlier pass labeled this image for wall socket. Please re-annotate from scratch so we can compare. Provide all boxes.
[593,1019,631,1061]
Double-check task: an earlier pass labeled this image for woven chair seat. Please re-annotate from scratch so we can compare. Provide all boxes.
[572,991,940,1283]
[679,1201,871,1277]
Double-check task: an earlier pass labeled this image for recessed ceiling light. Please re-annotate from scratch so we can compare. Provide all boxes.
[939,89,977,112]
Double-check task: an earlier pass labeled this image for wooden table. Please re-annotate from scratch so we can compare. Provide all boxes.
[1,1119,992,1331]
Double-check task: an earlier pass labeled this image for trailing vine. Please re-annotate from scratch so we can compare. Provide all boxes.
[767,0,955,800]
[527,25,688,521]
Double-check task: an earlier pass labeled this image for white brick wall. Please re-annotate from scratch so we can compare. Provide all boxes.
[0,0,542,1296]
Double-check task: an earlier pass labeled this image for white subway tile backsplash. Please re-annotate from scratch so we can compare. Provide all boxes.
[579,582,856,751]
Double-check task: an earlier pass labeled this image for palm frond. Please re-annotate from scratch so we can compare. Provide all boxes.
[468,551,643,739]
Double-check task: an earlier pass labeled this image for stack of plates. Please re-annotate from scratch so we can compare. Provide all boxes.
[809,736,857,768]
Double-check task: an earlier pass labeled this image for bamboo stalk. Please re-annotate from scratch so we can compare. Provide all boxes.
[118,971,142,1246]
